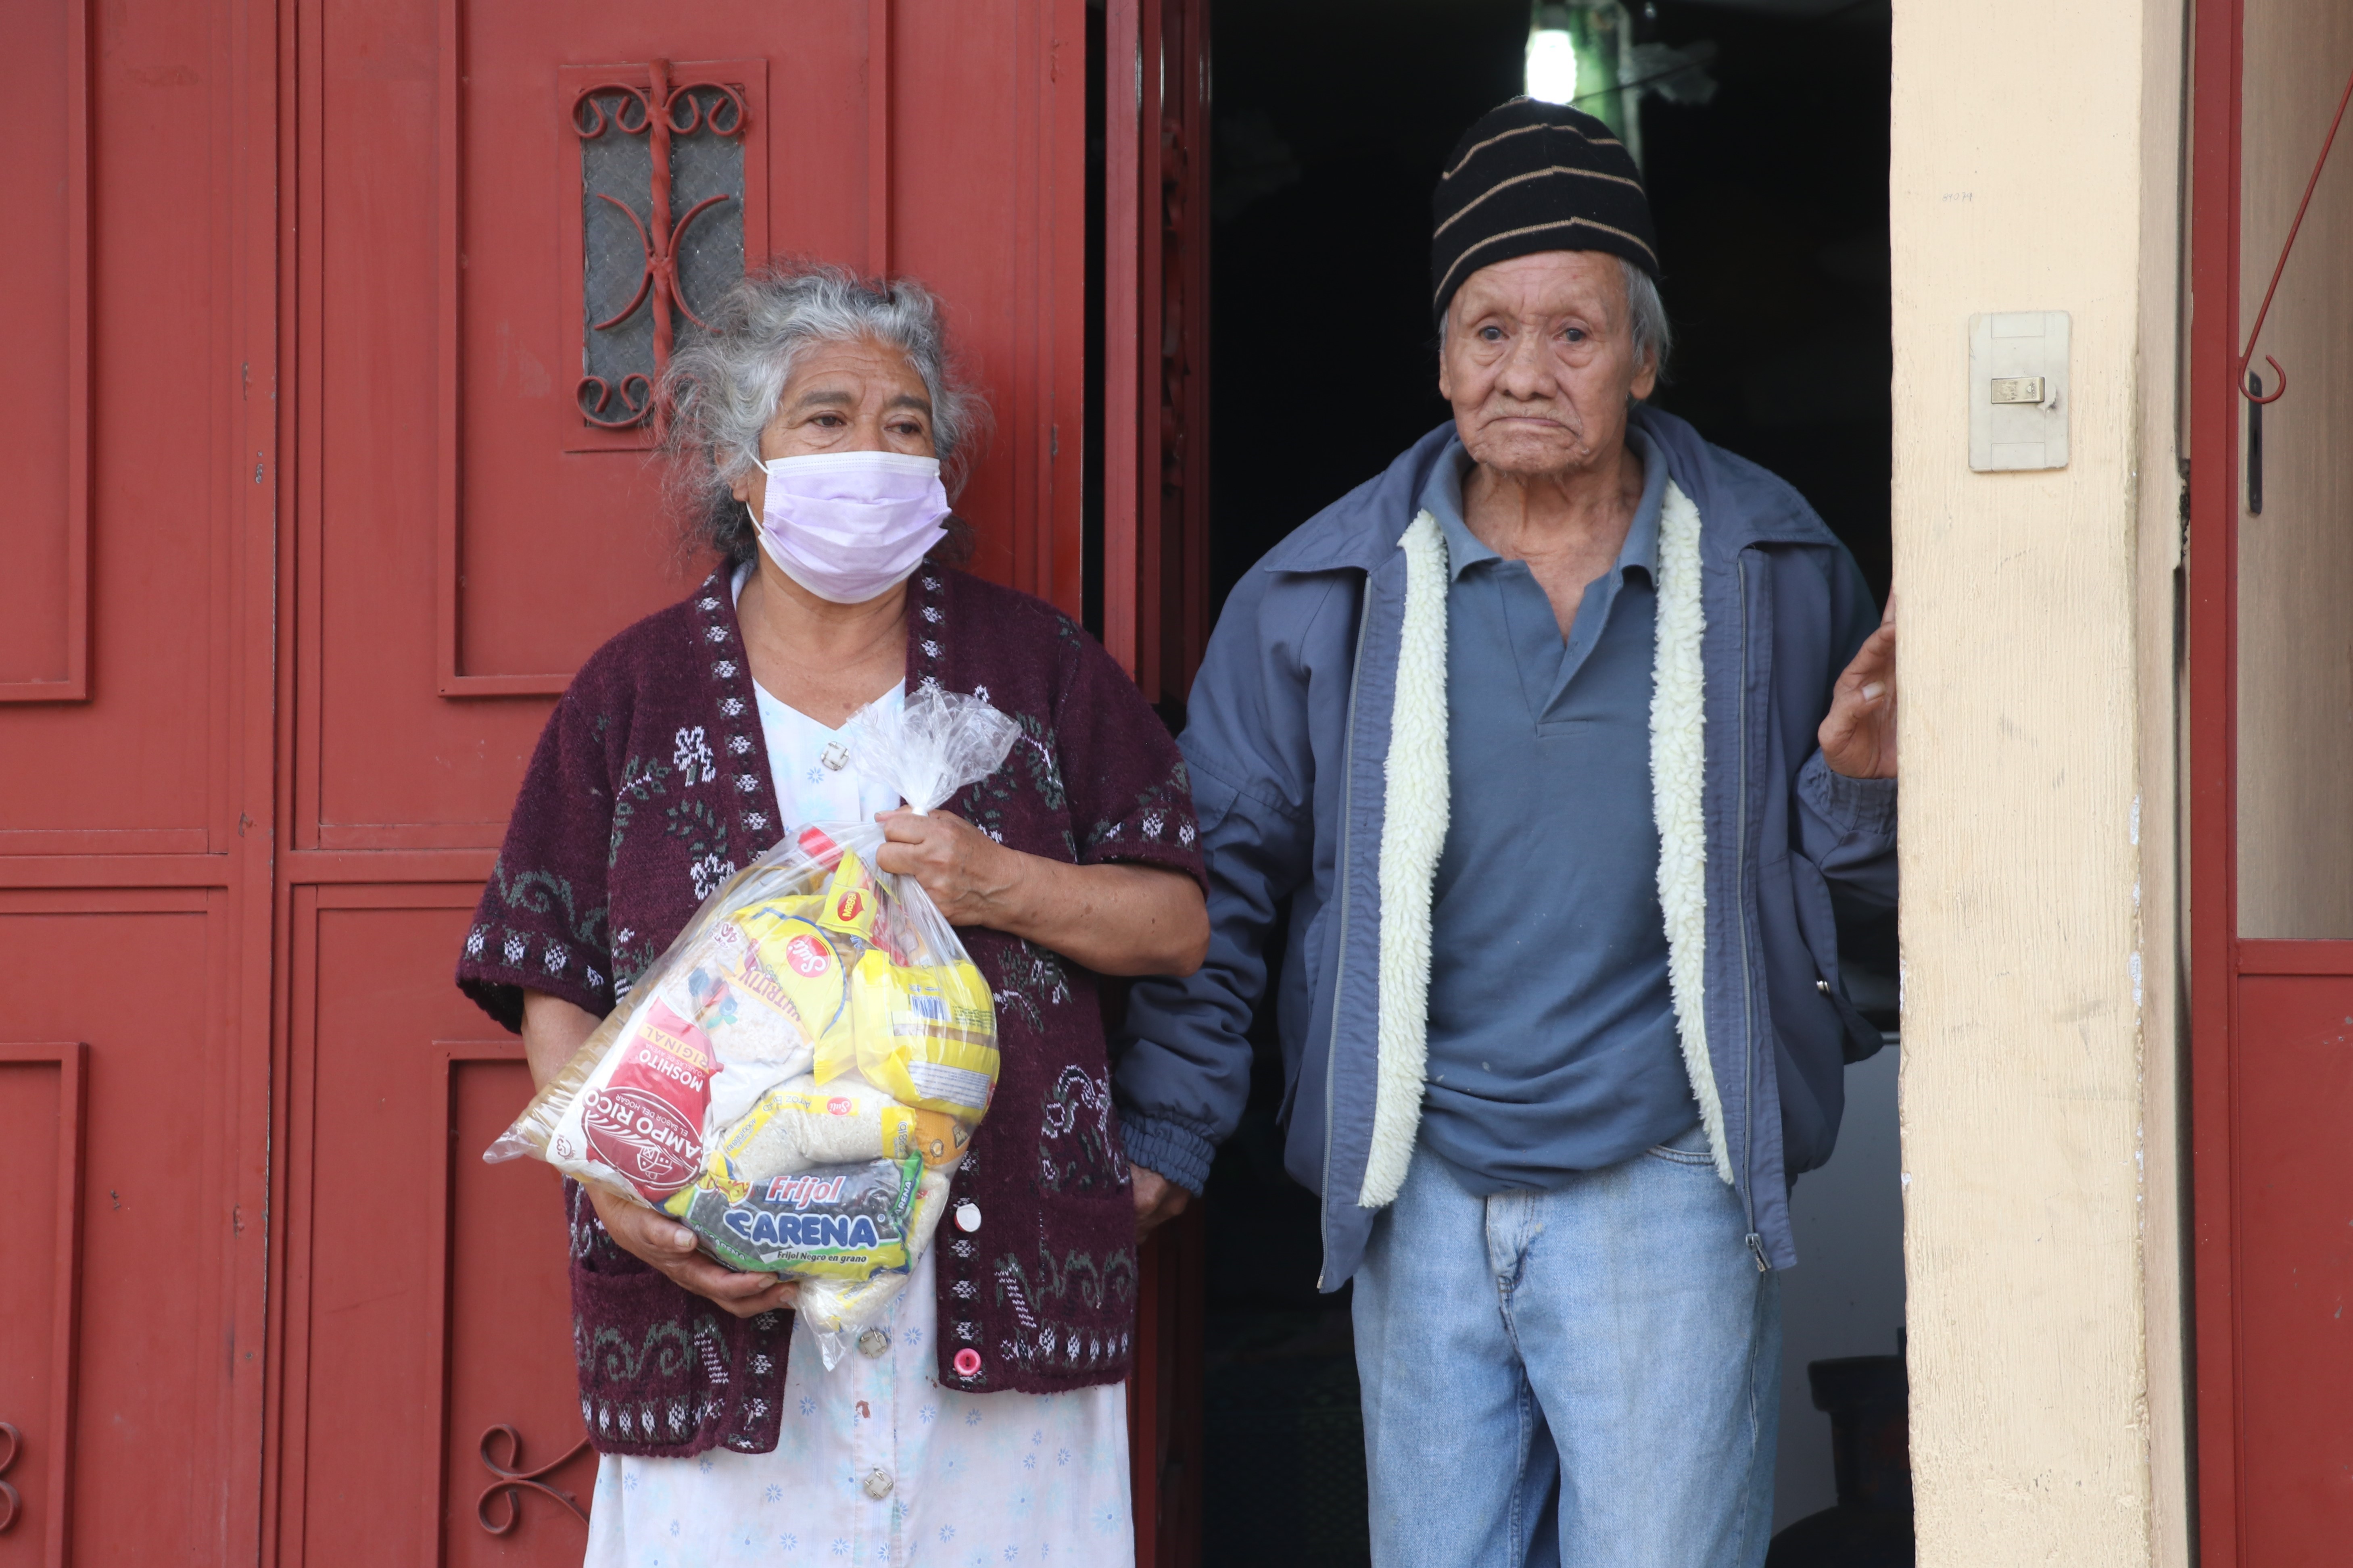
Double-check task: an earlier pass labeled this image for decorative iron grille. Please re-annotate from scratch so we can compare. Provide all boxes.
[475,1422,591,1533]
[572,61,750,431]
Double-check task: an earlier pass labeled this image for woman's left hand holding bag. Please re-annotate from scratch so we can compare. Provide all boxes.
[521,991,800,1320]
[874,808,1023,926]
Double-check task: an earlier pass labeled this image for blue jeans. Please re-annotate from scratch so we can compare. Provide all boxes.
[1352,1128,1781,1568]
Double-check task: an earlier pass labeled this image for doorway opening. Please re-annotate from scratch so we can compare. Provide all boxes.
[1195,2,1898,1558]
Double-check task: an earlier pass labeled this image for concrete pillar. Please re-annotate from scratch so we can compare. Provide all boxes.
[1889,0,2190,1560]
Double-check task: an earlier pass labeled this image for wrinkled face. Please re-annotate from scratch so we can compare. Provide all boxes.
[1438,250,1655,480]
[730,334,937,515]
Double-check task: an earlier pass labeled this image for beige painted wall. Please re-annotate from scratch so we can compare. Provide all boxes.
[1890,0,2188,1562]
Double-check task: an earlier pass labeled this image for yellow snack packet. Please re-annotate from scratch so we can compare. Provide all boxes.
[849,950,1000,1124]
[731,898,820,970]
[731,892,824,936]
[728,913,855,1073]
[815,847,881,945]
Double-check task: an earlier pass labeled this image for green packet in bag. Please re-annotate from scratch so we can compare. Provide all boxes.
[665,1153,924,1277]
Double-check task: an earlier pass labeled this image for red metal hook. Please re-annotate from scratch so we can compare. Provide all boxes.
[2245,354,2286,405]
[2237,59,2353,402]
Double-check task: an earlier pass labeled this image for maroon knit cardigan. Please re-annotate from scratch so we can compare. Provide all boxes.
[456,563,1202,1458]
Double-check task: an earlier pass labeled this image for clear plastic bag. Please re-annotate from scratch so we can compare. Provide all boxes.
[486,686,1022,1367]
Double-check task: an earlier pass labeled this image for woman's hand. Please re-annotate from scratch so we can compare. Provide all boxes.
[520,995,795,1317]
[875,809,1210,977]
[873,809,1021,926]
[584,1183,801,1320]
[1819,595,1897,780]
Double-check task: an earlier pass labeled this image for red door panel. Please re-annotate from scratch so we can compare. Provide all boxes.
[280,892,587,1562]
[0,906,235,1562]
[0,1045,82,1568]
[283,897,441,1560]
[300,0,1085,849]
[0,0,84,705]
[441,1053,593,1559]
[2,0,225,853]
[2232,974,2353,1553]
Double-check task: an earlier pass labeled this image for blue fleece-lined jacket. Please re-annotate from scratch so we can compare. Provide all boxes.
[1114,407,1897,1284]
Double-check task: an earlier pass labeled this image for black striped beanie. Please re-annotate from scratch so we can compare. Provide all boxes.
[1431,98,1658,327]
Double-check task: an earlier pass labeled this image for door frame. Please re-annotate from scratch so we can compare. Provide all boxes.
[1102,0,1211,707]
[2182,1,2353,1559]
[2186,0,2244,1553]
[1103,0,1212,1559]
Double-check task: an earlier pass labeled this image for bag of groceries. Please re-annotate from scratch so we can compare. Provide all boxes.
[486,685,1021,1367]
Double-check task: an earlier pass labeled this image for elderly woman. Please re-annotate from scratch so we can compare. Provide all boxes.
[455,261,1209,1566]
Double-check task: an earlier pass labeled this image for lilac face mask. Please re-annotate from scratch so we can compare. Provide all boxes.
[750,450,951,605]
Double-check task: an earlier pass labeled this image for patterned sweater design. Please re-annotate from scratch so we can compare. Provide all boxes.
[456,563,1203,1458]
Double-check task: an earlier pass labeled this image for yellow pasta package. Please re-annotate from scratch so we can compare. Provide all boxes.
[849,949,1000,1124]
[731,911,855,1058]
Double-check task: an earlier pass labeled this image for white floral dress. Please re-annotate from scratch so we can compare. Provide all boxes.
[583,572,1134,1567]
[582,1241,1135,1567]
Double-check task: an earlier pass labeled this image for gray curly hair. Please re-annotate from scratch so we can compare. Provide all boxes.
[1622,261,1673,380]
[660,260,988,565]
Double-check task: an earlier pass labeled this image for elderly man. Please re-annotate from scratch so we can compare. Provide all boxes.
[1115,98,1897,1565]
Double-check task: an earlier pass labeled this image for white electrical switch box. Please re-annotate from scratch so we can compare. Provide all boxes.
[1968,311,2069,471]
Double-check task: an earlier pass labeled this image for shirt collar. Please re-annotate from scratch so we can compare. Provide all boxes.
[1420,424,1667,585]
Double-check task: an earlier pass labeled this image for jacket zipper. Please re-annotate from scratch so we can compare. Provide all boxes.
[1317,573,1378,1290]
[1737,555,1767,1273]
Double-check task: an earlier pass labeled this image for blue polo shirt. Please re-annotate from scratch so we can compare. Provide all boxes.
[1416,430,1700,1193]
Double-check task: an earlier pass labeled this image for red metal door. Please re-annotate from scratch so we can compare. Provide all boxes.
[2189,1,2353,1560]
[4,0,1085,1561]
[6,0,1109,1557]
[267,2,1088,1560]
[0,0,277,1564]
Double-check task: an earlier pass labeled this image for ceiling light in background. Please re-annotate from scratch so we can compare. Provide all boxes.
[1524,2,1717,171]
[1526,22,1578,104]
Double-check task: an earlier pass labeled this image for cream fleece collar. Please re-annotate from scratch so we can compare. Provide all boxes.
[1355,479,1726,1209]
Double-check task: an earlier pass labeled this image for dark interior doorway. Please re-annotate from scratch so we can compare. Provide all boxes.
[1195,3,1895,1562]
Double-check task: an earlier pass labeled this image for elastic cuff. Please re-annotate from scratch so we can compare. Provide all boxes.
[1802,750,1898,837]
[1114,1111,1218,1197]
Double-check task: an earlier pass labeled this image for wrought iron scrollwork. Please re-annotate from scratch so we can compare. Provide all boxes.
[476,1422,591,1535]
[571,59,750,431]
[576,373,654,430]
[0,1421,21,1534]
